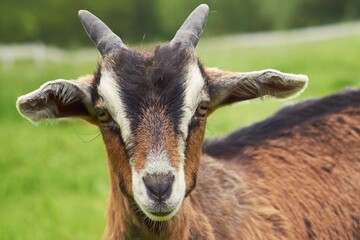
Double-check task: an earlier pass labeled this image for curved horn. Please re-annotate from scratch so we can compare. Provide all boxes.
[78,10,126,55]
[170,4,209,48]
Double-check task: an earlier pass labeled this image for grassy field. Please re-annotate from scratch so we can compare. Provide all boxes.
[1,36,360,239]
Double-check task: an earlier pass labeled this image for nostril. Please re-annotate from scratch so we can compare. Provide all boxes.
[143,174,174,201]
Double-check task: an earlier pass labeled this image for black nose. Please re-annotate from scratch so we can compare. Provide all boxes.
[143,173,174,202]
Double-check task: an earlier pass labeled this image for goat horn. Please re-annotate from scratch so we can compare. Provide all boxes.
[78,10,126,55]
[170,4,209,48]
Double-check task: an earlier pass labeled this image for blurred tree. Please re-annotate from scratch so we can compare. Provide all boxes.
[255,0,298,29]
[0,0,161,46]
[209,0,268,34]
[0,0,359,46]
[291,0,350,27]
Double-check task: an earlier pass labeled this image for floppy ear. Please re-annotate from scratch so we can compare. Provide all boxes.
[16,75,96,124]
[206,68,308,112]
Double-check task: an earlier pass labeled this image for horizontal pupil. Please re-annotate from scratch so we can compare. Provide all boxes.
[96,109,106,116]
[197,105,207,117]
[199,104,208,111]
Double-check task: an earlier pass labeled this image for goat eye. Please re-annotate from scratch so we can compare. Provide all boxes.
[95,108,111,122]
[196,102,209,117]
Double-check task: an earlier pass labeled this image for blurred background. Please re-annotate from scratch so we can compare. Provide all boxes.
[1,0,360,239]
[1,0,360,45]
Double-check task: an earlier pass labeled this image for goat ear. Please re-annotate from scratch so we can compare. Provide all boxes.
[206,68,308,112]
[16,75,96,124]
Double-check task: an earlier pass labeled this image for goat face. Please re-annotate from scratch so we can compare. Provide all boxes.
[95,45,208,220]
[16,4,308,222]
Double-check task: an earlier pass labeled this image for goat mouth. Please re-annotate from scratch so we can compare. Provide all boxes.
[139,201,182,221]
[144,208,176,221]
[149,210,173,217]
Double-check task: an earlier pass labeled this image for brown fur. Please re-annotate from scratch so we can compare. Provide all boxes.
[184,119,207,196]
[102,89,360,239]
[198,90,360,239]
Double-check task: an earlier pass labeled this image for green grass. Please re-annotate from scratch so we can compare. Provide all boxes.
[1,36,360,239]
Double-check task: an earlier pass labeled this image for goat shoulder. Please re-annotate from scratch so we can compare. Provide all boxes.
[198,89,360,239]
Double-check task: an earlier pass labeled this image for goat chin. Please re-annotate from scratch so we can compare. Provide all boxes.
[134,197,183,222]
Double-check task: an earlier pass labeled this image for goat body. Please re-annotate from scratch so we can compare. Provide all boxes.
[202,89,360,239]
[104,89,360,239]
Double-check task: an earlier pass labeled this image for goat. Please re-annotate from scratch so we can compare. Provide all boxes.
[16,4,360,240]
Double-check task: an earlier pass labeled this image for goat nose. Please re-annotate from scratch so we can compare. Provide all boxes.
[143,173,174,202]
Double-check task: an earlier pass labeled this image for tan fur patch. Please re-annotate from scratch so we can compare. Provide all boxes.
[184,121,206,194]
[134,106,179,172]
[101,128,133,197]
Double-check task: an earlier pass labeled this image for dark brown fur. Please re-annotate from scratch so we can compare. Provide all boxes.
[198,89,360,239]
[103,89,360,239]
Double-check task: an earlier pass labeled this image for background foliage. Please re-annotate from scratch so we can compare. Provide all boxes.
[1,0,360,46]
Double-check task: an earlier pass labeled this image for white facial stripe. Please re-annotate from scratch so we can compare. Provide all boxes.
[180,62,205,139]
[98,69,132,146]
[176,62,206,163]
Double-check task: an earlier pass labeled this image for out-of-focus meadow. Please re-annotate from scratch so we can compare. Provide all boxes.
[1,1,360,239]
